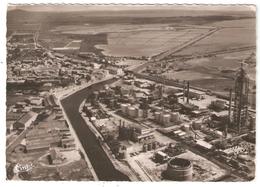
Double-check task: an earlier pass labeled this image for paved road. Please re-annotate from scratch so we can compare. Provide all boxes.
[152,28,220,61]
[60,78,130,181]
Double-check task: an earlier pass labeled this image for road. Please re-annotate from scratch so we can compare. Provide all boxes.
[152,27,220,61]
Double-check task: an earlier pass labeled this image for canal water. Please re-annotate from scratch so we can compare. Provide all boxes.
[60,79,130,181]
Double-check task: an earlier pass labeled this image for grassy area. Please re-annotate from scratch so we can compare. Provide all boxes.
[174,18,255,56]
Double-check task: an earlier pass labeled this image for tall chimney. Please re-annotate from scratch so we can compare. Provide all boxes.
[227,89,232,137]
[183,81,185,102]
[187,81,190,104]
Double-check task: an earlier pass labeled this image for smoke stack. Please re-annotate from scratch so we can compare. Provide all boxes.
[187,81,190,104]
[227,89,232,137]
[228,89,232,122]
[183,82,185,102]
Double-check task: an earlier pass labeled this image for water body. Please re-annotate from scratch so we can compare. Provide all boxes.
[60,79,130,181]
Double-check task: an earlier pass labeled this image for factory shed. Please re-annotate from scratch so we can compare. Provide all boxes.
[13,111,38,130]
[106,66,124,75]
[195,140,213,150]
[174,92,184,97]
[154,151,168,163]
[191,109,209,117]
[181,103,198,112]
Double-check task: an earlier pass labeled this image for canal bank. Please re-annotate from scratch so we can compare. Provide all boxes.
[59,78,130,181]
[79,100,140,181]
[59,99,98,181]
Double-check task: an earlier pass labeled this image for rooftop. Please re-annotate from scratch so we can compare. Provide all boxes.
[16,111,38,125]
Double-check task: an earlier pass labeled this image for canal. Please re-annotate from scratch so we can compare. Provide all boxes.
[60,78,130,181]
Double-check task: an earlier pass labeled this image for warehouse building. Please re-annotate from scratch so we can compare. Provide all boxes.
[13,111,38,130]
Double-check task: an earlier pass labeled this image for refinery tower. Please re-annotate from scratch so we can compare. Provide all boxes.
[233,65,249,133]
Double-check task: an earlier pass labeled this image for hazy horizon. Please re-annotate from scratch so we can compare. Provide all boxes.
[8,4,255,13]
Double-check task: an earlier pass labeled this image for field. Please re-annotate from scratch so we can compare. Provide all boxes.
[96,28,209,57]
[65,40,82,48]
[161,49,256,93]
[7,9,255,58]
[51,23,210,57]
[174,19,255,56]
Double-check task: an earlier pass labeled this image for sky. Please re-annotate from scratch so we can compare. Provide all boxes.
[8,4,255,12]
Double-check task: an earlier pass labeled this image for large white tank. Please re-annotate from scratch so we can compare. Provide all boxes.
[183,124,190,132]
[171,112,180,122]
[128,106,136,117]
[166,157,193,181]
[121,103,128,114]
[163,114,171,125]
[155,112,161,122]
[155,107,162,112]
[126,103,131,113]
[159,112,165,124]
[138,109,144,118]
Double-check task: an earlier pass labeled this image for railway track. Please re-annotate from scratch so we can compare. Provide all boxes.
[135,160,154,181]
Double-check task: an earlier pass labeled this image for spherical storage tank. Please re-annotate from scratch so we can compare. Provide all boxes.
[166,157,193,181]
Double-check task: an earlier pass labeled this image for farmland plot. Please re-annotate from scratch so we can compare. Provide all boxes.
[174,18,255,56]
[95,28,209,57]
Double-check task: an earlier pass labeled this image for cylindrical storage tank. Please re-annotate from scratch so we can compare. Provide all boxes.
[147,143,152,151]
[129,97,135,104]
[99,90,106,97]
[183,124,190,132]
[121,104,128,114]
[138,109,144,118]
[152,141,158,149]
[128,106,136,117]
[159,112,164,123]
[192,122,201,130]
[171,112,180,122]
[14,144,26,153]
[166,157,193,181]
[134,106,139,116]
[143,144,148,152]
[250,116,256,130]
[104,84,109,90]
[155,112,161,122]
[109,99,115,108]
[163,114,171,125]
[155,107,162,112]
[118,150,127,159]
[93,91,99,99]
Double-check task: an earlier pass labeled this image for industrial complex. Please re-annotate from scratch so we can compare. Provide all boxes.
[77,63,255,181]
[6,5,256,182]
